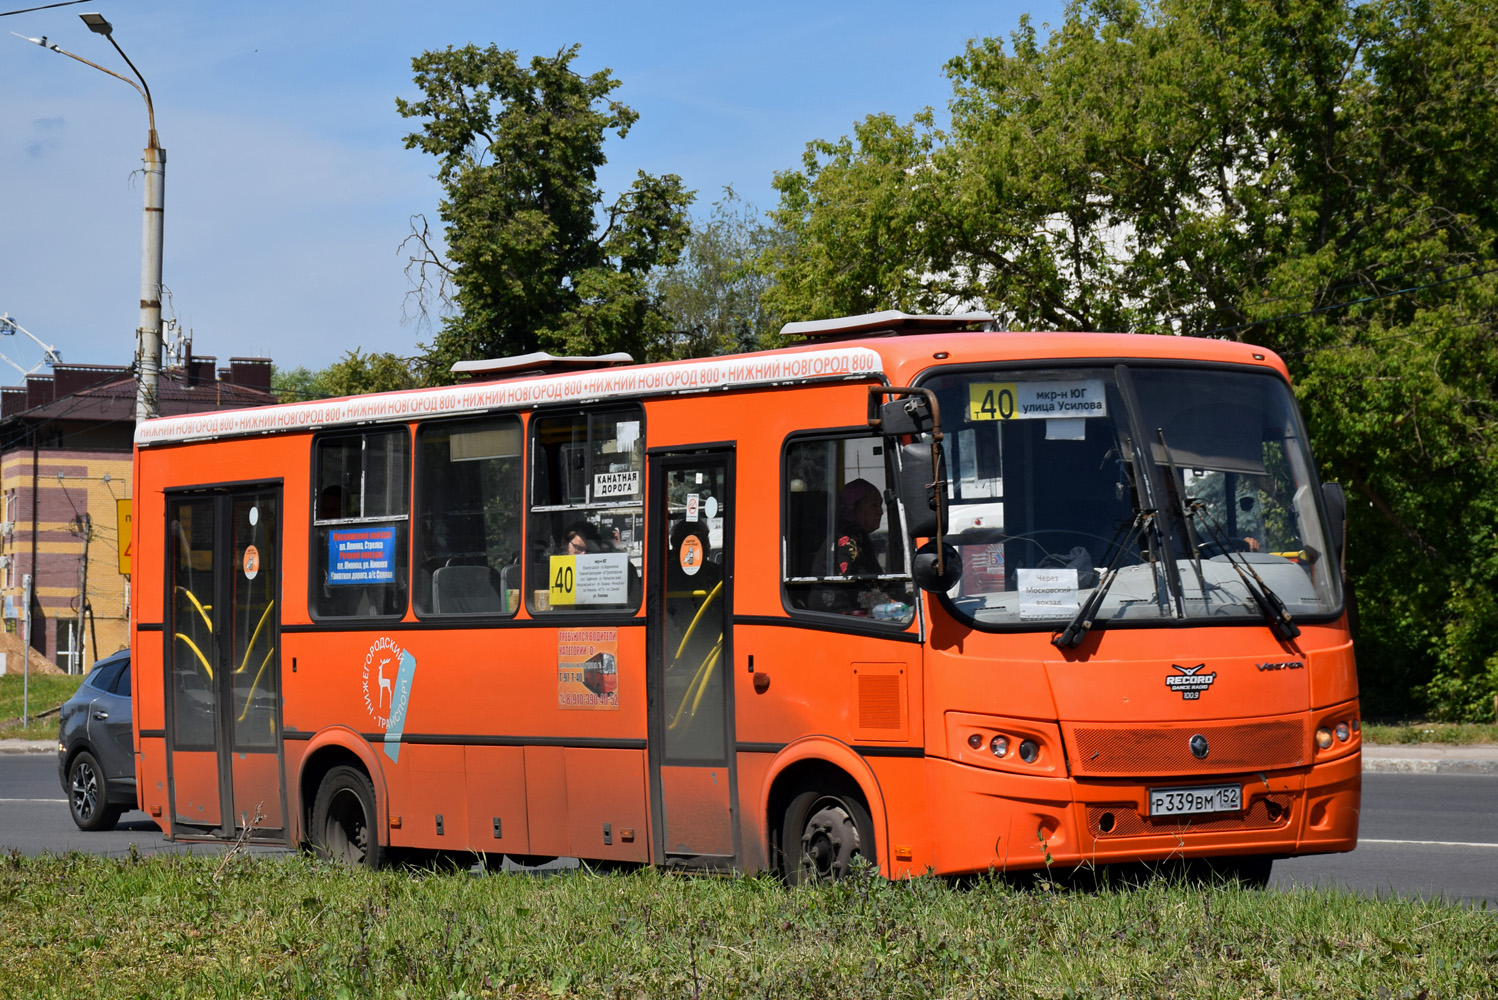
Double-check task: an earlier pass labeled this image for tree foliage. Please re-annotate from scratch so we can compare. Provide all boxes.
[272,350,417,402]
[651,188,785,360]
[766,0,1498,718]
[397,44,693,383]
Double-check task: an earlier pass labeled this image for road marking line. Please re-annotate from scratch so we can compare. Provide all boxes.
[1362,838,1498,849]
[0,798,67,804]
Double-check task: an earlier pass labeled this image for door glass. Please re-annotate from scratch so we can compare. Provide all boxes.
[231,495,278,749]
[169,497,217,748]
[661,462,728,761]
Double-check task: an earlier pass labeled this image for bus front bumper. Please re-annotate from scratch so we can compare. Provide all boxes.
[921,750,1360,877]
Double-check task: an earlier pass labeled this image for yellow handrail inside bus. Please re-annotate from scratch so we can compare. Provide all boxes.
[173,633,214,680]
[672,580,723,664]
[175,586,213,634]
[235,600,276,675]
[668,637,722,731]
[236,645,277,724]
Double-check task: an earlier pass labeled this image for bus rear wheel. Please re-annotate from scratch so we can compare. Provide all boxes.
[312,765,383,868]
[780,781,875,884]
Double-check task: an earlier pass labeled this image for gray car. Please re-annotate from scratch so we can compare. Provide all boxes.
[57,649,135,830]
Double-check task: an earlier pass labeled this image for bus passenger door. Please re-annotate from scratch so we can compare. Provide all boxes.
[165,486,286,841]
[647,450,738,866]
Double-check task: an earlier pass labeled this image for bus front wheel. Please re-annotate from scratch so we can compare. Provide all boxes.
[780,781,875,884]
[311,765,384,868]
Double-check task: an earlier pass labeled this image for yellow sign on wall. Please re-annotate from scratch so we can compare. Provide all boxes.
[117,498,131,575]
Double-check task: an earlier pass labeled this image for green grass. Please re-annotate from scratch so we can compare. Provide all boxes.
[1362,721,1498,746]
[0,673,81,740]
[0,853,1494,998]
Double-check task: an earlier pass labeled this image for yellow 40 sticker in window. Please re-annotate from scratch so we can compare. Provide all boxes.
[969,383,1018,421]
[968,379,1108,421]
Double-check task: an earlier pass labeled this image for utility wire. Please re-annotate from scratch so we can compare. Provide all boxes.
[0,0,97,17]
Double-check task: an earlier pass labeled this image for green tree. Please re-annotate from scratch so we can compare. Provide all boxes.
[651,188,785,359]
[397,44,693,383]
[272,350,417,402]
[766,0,1498,718]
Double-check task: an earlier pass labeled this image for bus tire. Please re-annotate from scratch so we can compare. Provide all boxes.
[780,779,876,884]
[311,765,383,868]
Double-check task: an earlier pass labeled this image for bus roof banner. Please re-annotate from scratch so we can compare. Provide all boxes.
[134,347,885,447]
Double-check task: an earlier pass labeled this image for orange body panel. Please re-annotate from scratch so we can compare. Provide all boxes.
[130,330,1358,874]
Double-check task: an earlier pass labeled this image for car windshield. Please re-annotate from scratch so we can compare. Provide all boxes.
[920,364,1342,631]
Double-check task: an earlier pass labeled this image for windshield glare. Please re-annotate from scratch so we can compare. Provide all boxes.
[921,365,1341,630]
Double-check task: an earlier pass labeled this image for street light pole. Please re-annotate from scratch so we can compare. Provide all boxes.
[14,14,163,421]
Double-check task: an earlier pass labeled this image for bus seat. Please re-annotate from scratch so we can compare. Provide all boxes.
[431,564,506,614]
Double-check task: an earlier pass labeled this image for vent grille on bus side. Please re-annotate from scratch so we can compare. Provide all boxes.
[1070,720,1305,776]
[857,674,903,731]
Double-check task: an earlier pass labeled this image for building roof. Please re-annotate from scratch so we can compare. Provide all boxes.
[0,356,277,426]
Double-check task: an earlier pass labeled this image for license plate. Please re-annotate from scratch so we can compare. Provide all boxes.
[1147,784,1242,817]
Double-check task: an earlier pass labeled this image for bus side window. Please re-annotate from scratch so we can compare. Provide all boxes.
[311,429,410,619]
[783,434,914,624]
[526,407,643,614]
[413,415,523,617]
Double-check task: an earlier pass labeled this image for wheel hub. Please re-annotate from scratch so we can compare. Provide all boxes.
[800,800,861,880]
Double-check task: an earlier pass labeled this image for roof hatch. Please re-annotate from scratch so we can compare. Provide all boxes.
[780,310,995,340]
[451,351,635,382]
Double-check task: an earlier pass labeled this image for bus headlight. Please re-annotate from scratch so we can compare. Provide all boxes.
[990,735,1010,758]
[1018,739,1040,763]
[1315,727,1334,750]
[1335,722,1350,742]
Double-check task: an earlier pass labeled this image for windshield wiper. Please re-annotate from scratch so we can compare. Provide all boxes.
[1054,508,1154,649]
[1188,501,1301,641]
[1156,429,1212,612]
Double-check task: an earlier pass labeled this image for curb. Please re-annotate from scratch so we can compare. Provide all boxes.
[0,740,55,755]
[1361,758,1498,774]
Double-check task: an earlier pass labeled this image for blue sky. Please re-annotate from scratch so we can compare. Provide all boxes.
[1,0,1062,380]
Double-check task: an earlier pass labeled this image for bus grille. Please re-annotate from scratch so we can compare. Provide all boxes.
[1087,793,1295,838]
[1069,720,1305,776]
[857,674,903,730]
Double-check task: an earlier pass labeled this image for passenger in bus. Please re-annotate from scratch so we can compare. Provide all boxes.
[667,521,720,589]
[813,479,893,615]
[562,520,603,555]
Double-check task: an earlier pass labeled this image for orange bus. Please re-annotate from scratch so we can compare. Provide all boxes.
[130,311,1359,881]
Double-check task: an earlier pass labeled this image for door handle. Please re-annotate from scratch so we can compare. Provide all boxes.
[92,710,109,720]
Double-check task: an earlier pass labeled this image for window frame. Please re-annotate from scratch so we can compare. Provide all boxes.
[411,412,527,620]
[524,404,646,617]
[308,426,412,621]
[779,426,917,631]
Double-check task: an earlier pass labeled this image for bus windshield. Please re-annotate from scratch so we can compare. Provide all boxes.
[921,364,1342,631]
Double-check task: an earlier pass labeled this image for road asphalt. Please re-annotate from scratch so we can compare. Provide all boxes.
[7,738,1497,772]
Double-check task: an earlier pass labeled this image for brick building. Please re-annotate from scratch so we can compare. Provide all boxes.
[0,353,278,671]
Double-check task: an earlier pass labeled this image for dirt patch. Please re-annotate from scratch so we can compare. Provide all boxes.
[0,631,61,676]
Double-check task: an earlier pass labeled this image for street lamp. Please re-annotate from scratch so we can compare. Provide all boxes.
[12,14,164,421]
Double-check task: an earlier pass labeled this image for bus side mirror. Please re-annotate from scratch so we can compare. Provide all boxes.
[913,541,962,592]
[878,396,934,436]
[870,386,961,590]
[895,441,948,539]
[1321,481,1347,570]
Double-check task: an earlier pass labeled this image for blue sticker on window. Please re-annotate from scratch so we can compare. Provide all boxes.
[328,527,397,586]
